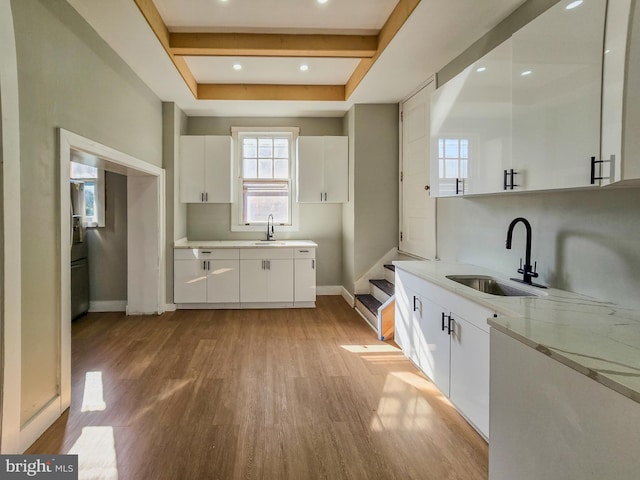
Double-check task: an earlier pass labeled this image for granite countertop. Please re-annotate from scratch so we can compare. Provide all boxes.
[393,260,640,404]
[174,238,318,249]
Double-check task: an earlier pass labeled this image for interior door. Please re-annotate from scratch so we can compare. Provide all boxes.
[400,81,436,259]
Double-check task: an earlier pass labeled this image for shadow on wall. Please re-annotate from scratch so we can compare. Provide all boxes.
[552,229,640,297]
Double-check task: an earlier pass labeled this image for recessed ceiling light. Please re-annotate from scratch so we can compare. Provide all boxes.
[233,63,242,71]
[476,67,487,73]
[300,64,309,72]
[565,0,583,10]
[317,0,328,4]
[521,70,532,76]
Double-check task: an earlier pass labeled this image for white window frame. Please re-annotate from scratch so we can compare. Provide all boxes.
[231,126,300,232]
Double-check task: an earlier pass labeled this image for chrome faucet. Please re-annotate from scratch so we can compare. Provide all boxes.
[266,214,274,241]
[505,217,545,287]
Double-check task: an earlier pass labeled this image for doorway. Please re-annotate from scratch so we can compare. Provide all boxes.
[56,129,165,438]
[399,80,437,259]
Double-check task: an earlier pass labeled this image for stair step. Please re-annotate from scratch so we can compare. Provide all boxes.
[369,279,394,297]
[355,294,382,316]
[384,264,395,272]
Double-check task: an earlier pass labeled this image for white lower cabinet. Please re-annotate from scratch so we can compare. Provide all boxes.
[240,248,294,304]
[175,246,316,307]
[174,249,240,303]
[395,267,493,439]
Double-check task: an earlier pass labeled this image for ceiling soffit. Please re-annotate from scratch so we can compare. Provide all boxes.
[132,0,421,102]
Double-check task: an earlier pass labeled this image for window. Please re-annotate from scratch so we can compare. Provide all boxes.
[438,138,469,179]
[70,162,105,227]
[232,127,299,231]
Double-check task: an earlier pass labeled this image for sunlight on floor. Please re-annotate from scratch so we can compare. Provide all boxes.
[340,344,401,354]
[81,372,106,412]
[68,426,118,480]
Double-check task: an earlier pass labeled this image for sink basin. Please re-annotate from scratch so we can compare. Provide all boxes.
[446,275,541,297]
[252,241,287,246]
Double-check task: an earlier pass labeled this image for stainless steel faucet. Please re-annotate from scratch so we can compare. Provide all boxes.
[266,214,274,241]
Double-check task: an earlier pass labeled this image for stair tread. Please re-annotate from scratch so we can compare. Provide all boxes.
[369,279,394,296]
[384,264,395,272]
[355,294,382,315]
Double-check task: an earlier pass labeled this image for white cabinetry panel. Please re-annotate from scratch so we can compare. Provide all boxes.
[180,135,232,203]
[297,136,348,203]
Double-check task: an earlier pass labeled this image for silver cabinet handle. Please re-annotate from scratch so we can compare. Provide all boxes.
[261,260,265,270]
[205,192,209,202]
[312,259,315,269]
[320,192,323,201]
[267,260,271,270]
[201,192,204,202]
[324,192,327,201]
[207,260,211,270]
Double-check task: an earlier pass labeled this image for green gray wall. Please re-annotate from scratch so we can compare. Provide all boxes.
[12,0,162,424]
[86,172,127,303]
[342,104,399,294]
[435,0,640,309]
[185,116,345,287]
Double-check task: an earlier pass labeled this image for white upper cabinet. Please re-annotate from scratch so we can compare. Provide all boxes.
[601,0,640,186]
[511,0,606,191]
[180,135,233,203]
[431,39,512,197]
[297,136,348,203]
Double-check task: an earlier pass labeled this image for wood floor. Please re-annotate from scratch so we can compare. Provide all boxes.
[27,296,488,480]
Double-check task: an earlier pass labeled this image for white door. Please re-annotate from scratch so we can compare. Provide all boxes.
[179,136,206,203]
[294,258,316,302]
[174,259,207,303]
[206,259,240,303]
[400,81,436,259]
[266,259,294,302]
[240,259,267,303]
[323,136,348,203]
[296,137,324,202]
[450,315,490,438]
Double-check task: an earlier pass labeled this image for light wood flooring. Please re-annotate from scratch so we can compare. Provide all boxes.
[28,296,488,479]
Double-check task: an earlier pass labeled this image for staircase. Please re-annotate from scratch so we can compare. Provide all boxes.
[355,264,396,341]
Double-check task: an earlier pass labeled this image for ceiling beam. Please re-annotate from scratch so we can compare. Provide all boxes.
[345,0,421,99]
[132,0,198,98]
[198,84,345,101]
[170,32,378,58]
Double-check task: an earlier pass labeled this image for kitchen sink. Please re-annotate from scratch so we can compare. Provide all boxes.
[446,275,541,297]
[252,241,287,246]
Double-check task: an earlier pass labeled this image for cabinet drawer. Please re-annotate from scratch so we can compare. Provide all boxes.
[174,248,239,260]
[294,248,315,259]
[240,248,294,260]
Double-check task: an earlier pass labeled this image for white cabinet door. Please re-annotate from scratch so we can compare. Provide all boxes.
[450,315,490,438]
[297,136,348,203]
[511,0,606,191]
[430,40,512,197]
[294,258,316,303]
[206,259,240,303]
[240,259,268,303]
[322,136,348,203]
[297,137,324,203]
[204,136,233,203]
[174,259,207,303]
[394,273,415,358]
[267,259,294,302]
[180,136,206,203]
[416,294,451,397]
[180,135,232,203]
[602,0,640,186]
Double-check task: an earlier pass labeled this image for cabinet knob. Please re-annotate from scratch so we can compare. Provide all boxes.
[424,185,430,191]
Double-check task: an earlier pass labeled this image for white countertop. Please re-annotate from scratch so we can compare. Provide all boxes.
[174,238,318,249]
[393,260,640,404]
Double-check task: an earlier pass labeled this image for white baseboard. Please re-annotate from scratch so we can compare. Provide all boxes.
[165,303,177,312]
[89,300,126,312]
[316,285,343,295]
[341,287,355,307]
